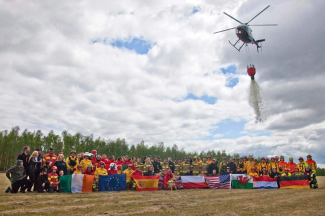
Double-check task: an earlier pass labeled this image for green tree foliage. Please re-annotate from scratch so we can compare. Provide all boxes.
[1,127,323,175]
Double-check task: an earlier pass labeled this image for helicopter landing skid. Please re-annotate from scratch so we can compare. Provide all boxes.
[228,39,245,52]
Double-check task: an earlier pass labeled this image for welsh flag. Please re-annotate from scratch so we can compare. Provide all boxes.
[59,174,94,193]
[230,174,253,189]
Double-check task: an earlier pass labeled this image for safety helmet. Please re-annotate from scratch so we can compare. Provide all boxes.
[251,167,255,170]
[265,157,269,160]
[96,155,101,159]
[298,157,303,160]
[289,157,293,161]
[110,163,116,168]
[87,165,92,168]
[91,150,97,154]
[305,165,310,168]
[271,157,275,160]
[249,155,253,159]
[70,150,76,154]
[261,157,265,160]
[275,156,279,160]
[52,166,57,170]
[100,161,105,166]
[280,156,284,159]
[307,154,312,158]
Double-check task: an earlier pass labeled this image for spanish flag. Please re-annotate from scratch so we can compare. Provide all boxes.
[279,175,310,189]
[133,175,159,191]
[60,174,94,193]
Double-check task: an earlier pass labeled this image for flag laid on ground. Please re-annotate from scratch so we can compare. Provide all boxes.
[98,174,126,191]
[205,174,231,189]
[279,175,310,189]
[181,176,209,189]
[133,175,160,191]
[175,176,183,189]
[60,174,94,193]
[230,174,253,189]
[158,175,164,189]
[253,176,278,189]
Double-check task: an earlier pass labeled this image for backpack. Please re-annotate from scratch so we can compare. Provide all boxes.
[69,157,77,167]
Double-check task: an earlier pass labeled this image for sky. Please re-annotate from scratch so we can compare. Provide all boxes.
[0,0,324,167]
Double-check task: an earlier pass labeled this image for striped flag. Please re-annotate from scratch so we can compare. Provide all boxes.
[59,174,94,193]
[205,174,231,189]
[181,176,209,189]
[175,176,183,189]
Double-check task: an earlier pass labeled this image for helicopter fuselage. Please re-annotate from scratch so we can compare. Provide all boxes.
[236,25,254,44]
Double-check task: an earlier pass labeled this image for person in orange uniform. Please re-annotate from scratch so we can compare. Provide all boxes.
[42,147,57,167]
[249,167,259,178]
[48,166,59,193]
[297,157,308,172]
[287,157,297,173]
[245,156,255,174]
[278,156,287,174]
[123,164,135,190]
[306,155,317,172]
[274,156,279,166]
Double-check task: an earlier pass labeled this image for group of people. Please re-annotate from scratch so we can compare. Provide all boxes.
[5,146,319,193]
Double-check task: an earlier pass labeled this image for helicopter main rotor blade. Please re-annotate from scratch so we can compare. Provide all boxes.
[246,5,270,24]
[223,12,243,24]
[213,27,237,34]
[248,24,278,26]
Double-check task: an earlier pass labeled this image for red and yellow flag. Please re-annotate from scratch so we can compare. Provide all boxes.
[133,175,159,191]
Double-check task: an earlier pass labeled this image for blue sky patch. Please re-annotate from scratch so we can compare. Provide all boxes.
[184,93,217,105]
[221,64,236,75]
[192,6,201,14]
[226,77,239,88]
[111,38,152,54]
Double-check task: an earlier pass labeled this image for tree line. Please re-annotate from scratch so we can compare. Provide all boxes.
[0,126,236,171]
[1,126,323,176]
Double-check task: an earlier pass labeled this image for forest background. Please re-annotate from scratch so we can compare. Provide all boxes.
[1,126,324,176]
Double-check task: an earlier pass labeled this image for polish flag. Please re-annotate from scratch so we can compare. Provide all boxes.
[181,176,209,189]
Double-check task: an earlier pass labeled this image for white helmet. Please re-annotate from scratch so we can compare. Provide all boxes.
[110,163,116,170]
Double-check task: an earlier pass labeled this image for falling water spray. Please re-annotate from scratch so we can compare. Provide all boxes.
[249,80,264,122]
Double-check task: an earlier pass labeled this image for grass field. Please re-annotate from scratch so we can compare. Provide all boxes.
[0,174,324,216]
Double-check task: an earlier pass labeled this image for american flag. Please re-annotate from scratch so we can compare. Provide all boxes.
[205,174,231,189]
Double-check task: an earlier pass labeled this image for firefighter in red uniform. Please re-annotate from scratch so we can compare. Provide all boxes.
[278,156,287,174]
[306,155,317,172]
[43,147,57,167]
[92,155,102,171]
[91,150,97,164]
[48,166,59,193]
[287,157,297,173]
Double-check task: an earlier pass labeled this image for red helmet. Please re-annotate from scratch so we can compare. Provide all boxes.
[52,166,57,170]
[275,156,279,160]
[91,150,97,154]
[251,167,255,170]
[265,157,269,160]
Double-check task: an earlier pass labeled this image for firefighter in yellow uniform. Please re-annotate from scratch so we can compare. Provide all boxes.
[94,162,108,180]
[244,156,255,174]
[237,157,245,172]
[219,157,227,174]
[80,153,93,172]
[260,157,268,172]
[269,157,279,173]
[181,158,191,175]
[206,156,212,165]
[254,159,261,175]
[249,167,259,178]
[192,158,201,175]
[174,159,181,176]
[134,158,144,171]
[297,157,308,172]
[161,159,169,171]
[201,157,209,175]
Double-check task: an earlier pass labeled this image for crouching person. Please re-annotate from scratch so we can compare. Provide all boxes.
[123,164,135,190]
[6,160,32,193]
[48,166,59,193]
[164,169,176,191]
[37,167,50,192]
[305,165,318,189]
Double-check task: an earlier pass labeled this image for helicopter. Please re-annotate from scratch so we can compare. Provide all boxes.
[214,5,277,52]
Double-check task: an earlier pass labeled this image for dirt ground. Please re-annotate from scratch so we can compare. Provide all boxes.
[0,173,324,216]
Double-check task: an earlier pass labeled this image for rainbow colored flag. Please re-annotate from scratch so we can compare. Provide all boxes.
[59,174,94,193]
[133,175,160,191]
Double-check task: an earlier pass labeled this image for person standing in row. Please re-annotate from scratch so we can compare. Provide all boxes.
[66,150,79,174]
[28,151,42,191]
[42,147,57,167]
[35,148,43,188]
[17,146,30,179]
[54,154,67,175]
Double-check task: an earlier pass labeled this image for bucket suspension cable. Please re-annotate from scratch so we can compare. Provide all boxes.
[245,45,254,68]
